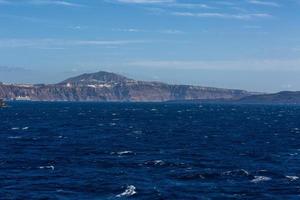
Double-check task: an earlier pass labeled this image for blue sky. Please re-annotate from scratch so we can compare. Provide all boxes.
[0,0,299,92]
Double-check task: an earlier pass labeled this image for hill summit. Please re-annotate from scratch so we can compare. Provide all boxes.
[60,71,132,85]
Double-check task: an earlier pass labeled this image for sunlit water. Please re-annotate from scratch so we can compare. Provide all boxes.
[1,102,300,199]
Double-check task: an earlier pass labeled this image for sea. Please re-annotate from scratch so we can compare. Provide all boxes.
[1,102,300,200]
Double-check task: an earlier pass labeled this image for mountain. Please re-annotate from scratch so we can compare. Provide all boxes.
[238,91,300,104]
[0,71,252,102]
[59,71,132,85]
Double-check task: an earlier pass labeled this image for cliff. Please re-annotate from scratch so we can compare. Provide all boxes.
[0,71,252,102]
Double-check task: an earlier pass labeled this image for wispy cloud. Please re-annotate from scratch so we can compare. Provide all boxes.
[0,0,10,4]
[68,25,88,30]
[29,0,83,7]
[0,0,83,7]
[0,14,50,23]
[113,28,144,32]
[109,0,212,9]
[0,66,30,72]
[167,3,212,9]
[113,0,175,4]
[0,39,149,48]
[172,12,272,20]
[127,59,300,71]
[107,0,276,21]
[248,0,280,7]
[113,28,184,34]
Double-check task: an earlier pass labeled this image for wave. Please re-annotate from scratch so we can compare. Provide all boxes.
[251,176,271,183]
[116,185,137,197]
[39,165,55,170]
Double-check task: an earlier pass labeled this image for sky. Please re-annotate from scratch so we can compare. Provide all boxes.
[0,0,299,92]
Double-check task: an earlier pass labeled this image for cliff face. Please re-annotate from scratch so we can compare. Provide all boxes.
[0,71,251,102]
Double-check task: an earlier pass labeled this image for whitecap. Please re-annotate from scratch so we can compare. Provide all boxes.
[117,151,133,155]
[286,176,299,181]
[251,176,271,183]
[152,160,165,165]
[116,185,137,197]
[39,165,55,170]
[11,127,20,130]
[22,127,29,130]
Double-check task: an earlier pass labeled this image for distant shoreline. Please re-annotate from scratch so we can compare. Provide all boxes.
[1,71,300,104]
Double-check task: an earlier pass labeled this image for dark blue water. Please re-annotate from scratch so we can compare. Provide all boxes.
[1,102,300,200]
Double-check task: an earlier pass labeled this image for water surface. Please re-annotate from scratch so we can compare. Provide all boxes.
[1,102,300,199]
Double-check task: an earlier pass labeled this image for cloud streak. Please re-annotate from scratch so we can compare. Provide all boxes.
[0,66,30,72]
[172,12,272,20]
[127,59,300,71]
[113,0,175,4]
[0,0,83,7]
[113,28,184,34]
[110,0,212,9]
[0,39,149,48]
[248,0,280,7]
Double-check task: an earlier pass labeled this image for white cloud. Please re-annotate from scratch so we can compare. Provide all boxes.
[114,0,175,4]
[68,25,88,30]
[113,28,144,32]
[0,39,148,48]
[0,66,29,72]
[172,12,272,20]
[159,29,184,34]
[113,28,184,34]
[110,0,212,9]
[127,59,300,71]
[0,0,83,7]
[248,0,280,7]
[165,3,213,9]
[30,0,83,7]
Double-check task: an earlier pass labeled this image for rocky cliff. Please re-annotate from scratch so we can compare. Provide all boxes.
[0,71,252,102]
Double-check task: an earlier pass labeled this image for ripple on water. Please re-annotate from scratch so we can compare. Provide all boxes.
[222,169,250,177]
[7,136,22,139]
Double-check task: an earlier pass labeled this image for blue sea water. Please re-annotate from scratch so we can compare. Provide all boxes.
[1,102,300,200]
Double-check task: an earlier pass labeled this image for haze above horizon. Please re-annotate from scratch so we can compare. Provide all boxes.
[0,0,299,92]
